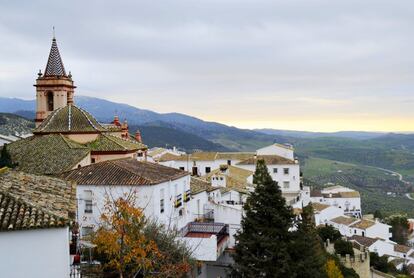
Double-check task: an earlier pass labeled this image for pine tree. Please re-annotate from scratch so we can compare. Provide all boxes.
[232,159,295,277]
[290,205,328,278]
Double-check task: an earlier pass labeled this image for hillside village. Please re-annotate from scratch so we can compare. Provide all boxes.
[1,37,414,278]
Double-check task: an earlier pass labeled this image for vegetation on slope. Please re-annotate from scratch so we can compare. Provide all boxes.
[302,157,414,217]
[0,113,34,135]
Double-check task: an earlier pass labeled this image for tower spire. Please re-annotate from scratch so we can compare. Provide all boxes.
[44,33,66,77]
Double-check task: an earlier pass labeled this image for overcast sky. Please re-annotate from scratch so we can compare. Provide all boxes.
[1,0,414,132]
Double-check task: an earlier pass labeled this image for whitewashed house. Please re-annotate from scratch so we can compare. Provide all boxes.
[328,216,392,241]
[62,158,193,236]
[311,185,362,218]
[349,235,395,257]
[158,152,254,176]
[312,203,344,226]
[0,169,76,278]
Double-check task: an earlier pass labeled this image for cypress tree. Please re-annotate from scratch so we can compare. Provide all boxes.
[290,205,328,278]
[0,144,16,168]
[232,159,295,277]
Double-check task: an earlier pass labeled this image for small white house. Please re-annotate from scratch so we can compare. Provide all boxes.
[62,158,193,236]
[311,185,362,218]
[329,216,392,241]
[349,235,395,257]
[0,169,76,278]
[312,203,344,226]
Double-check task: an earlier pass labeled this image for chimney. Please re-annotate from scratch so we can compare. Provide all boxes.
[135,130,142,143]
[121,120,128,139]
[112,115,120,126]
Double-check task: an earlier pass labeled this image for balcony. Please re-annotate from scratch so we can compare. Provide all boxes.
[178,222,230,261]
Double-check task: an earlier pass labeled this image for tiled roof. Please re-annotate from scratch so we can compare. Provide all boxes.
[311,202,330,213]
[349,235,379,247]
[7,134,90,175]
[202,165,253,194]
[34,105,106,134]
[330,216,358,226]
[86,134,147,152]
[190,177,217,195]
[237,155,296,165]
[0,169,76,231]
[44,38,66,77]
[310,190,323,197]
[216,152,255,161]
[158,153,182,162]
[322,191,360,198]
[394,244,412,254]
[350,219,376,229]
[61,158,189,186]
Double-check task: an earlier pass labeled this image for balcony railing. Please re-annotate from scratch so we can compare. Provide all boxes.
[179,222,229,240]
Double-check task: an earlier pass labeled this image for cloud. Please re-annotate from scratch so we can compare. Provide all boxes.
[0,0,413,131]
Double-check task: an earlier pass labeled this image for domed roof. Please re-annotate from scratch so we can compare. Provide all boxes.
[34,105,106,134]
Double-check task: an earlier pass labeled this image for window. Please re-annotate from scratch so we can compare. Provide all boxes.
[137,152,143,157]
[283,181,289,188]
[227,160,231,165]
[192,167,198,176]
[91,158,96,163]
[179,167,185,171]
[220,177,223,181]
[273,168,278,173]
[84,190,93,213]
[205,167,211,173]
[46,91,54,111]
[283,168,289,175]
[160,189,165,213]
[82,226,93,237]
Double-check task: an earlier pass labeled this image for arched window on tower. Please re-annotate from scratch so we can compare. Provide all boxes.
[46,91,54,111]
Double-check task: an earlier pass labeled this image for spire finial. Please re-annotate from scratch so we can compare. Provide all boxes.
[52,26,55,39]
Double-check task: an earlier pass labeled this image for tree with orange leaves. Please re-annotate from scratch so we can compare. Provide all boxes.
[92,195,159,278]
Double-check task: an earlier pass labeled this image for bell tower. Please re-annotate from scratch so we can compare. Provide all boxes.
[34,35,76,127]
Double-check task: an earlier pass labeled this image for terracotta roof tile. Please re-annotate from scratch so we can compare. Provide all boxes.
[7,134,90,175]
[394,244,412,254]
[62,158,189,185]
[349,235,379,247]
[0,169,76,231]
[330,216,359,226]
[237,155,296,165]
[311,203,330,213]
[190,177,217,195]
[34,105,106,134]
[350,219,376,229]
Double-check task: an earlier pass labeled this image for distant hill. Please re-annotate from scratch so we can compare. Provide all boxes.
[129,125,231,152]
[255,128,386,140]
[0,96,285,151]
[0,113,34,135]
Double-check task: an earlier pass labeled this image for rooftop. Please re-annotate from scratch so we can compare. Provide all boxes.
[0,169,76,231]
[330,216,359,226]
[311,202,330,213]
[43,37,66,77]
[237,155,296,165]
[86,134,146,152]
[394,244,412,254]
[61,158,189,186]
[158,151,255,162]
[7,134,90,175]
[349,235,379,247]
[190,177,217,195]
[34,105,106,134]
[350,219,376,229]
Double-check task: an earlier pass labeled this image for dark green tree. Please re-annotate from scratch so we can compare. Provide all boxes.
[334,240,354,257]
[232,159,295,277]
[373,210,383,220]
[317,225,342,243]
[0,145,16,168]
[386,215,409,245]
[290,205,328,278]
